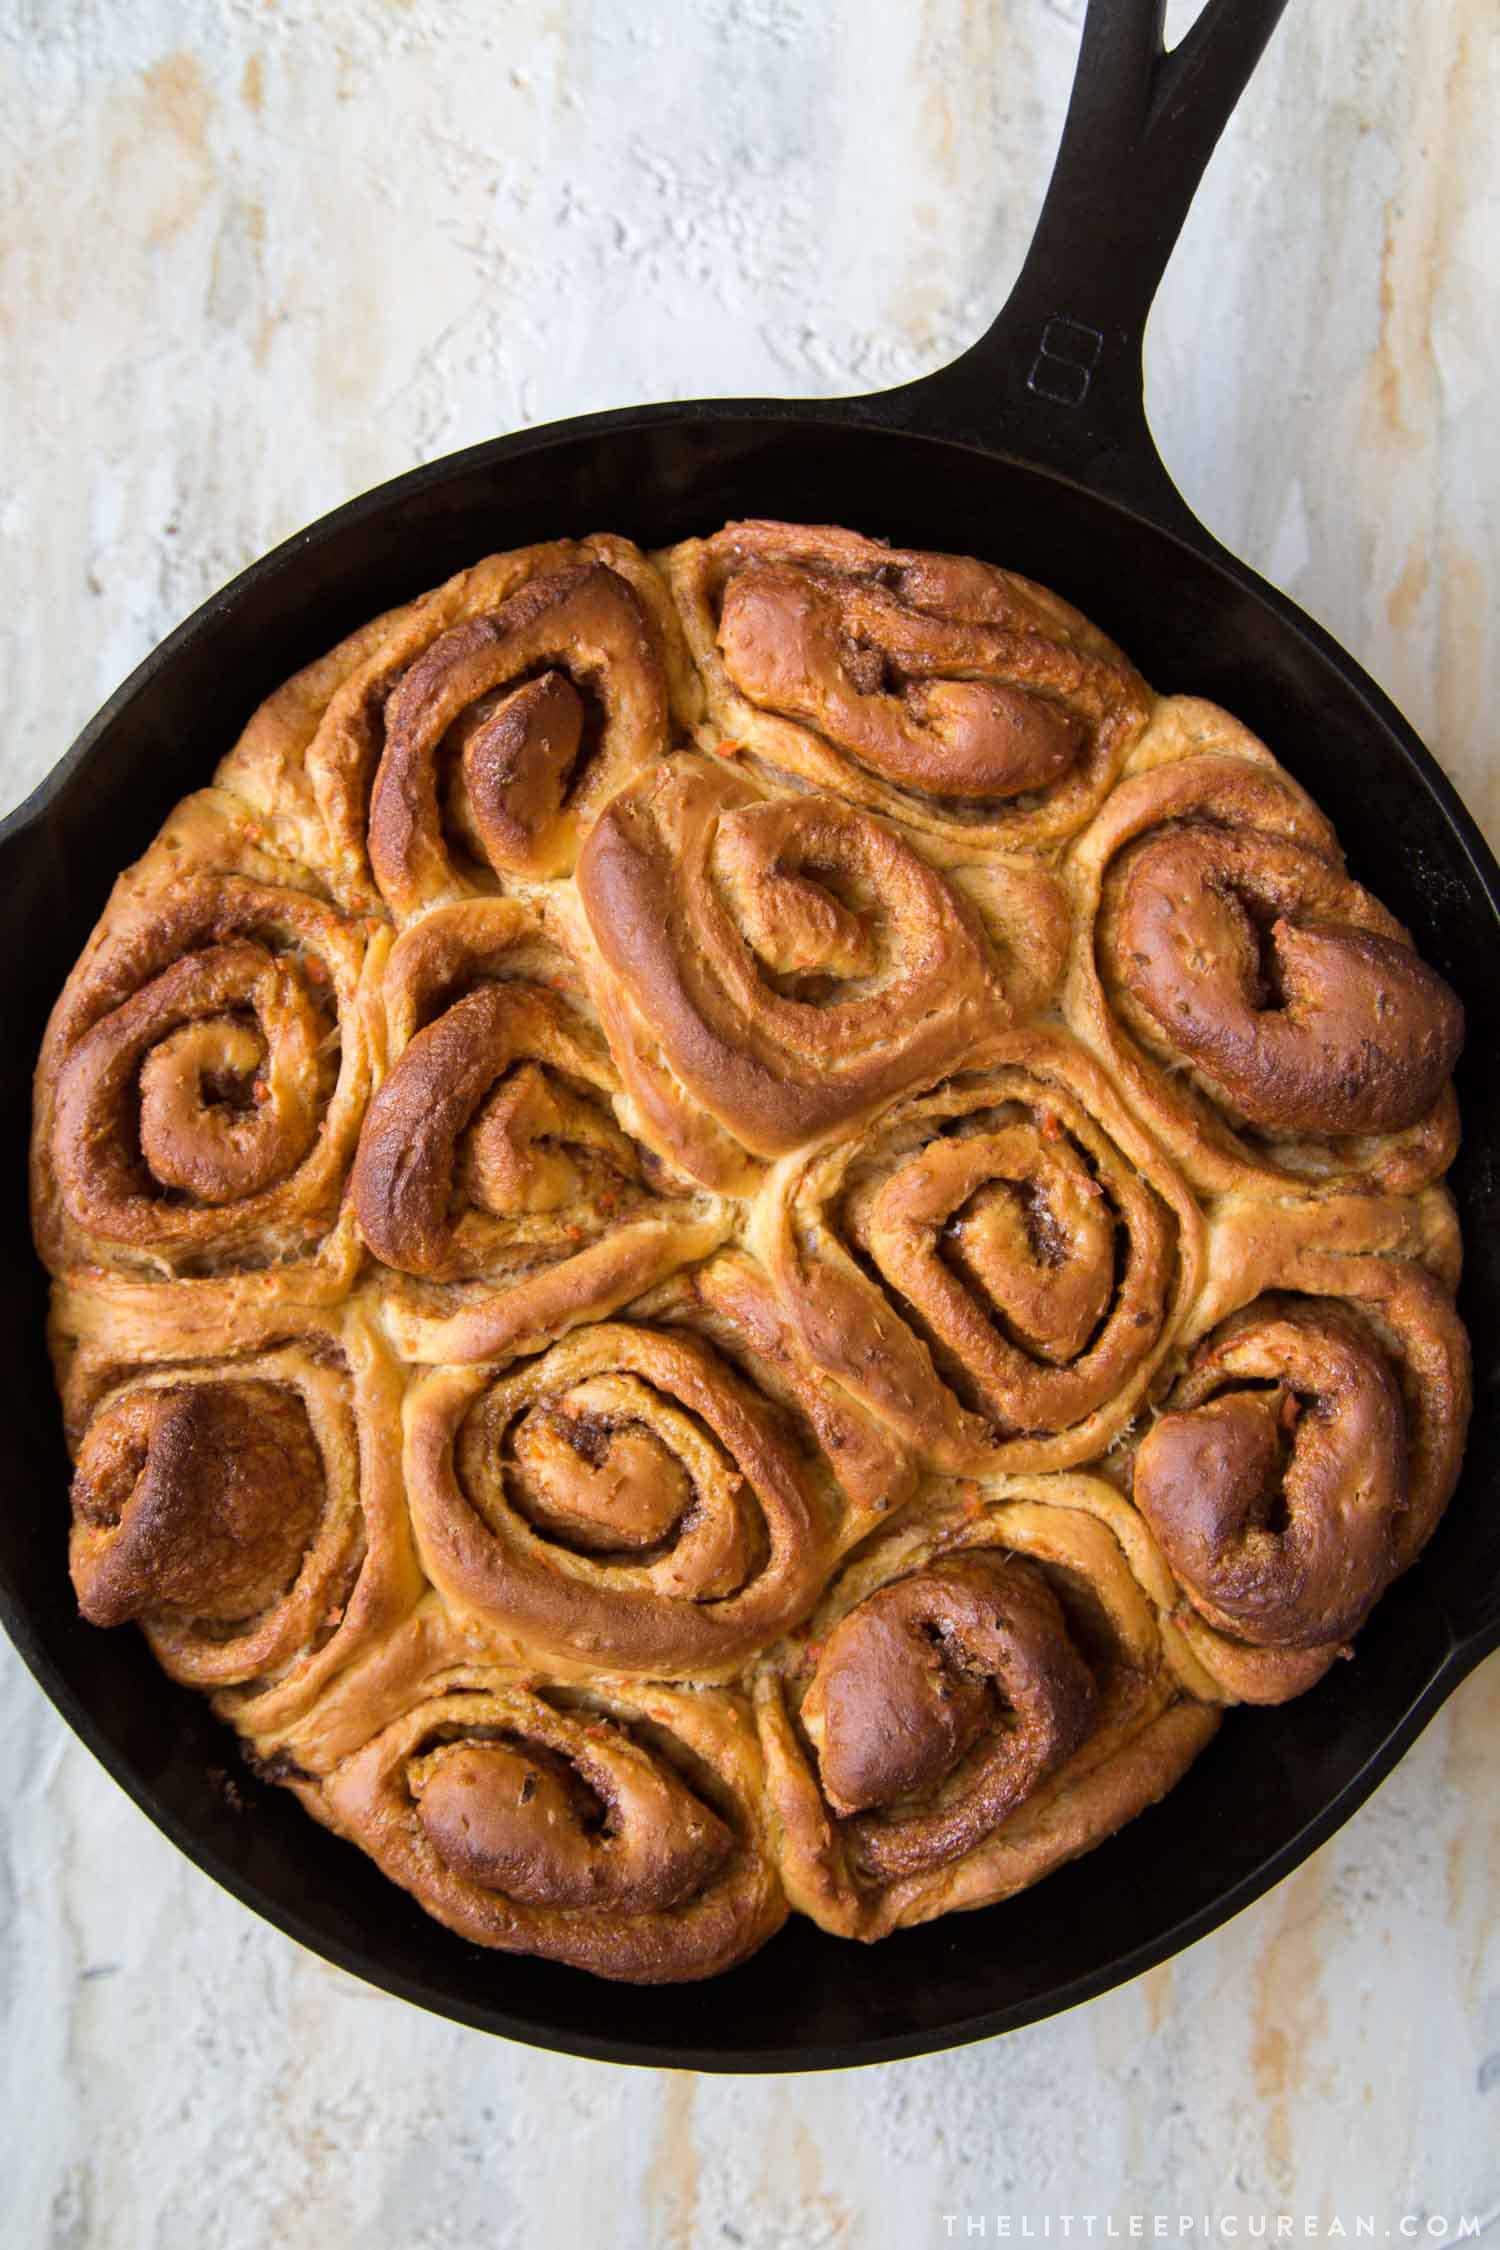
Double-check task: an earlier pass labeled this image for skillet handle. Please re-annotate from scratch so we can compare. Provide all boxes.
[872,0,1291,531]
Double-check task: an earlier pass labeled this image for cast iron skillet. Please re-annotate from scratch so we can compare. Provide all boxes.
[3,0,1497,2071]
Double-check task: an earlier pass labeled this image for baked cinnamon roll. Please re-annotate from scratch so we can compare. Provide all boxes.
[307,1665,784,1981]
[349,897,729,1360]
[218,535,698,915]
[54,1296,421,1745]
[572,754,1068,1190]
[1065,698,1463,1194]
[32,792,383,1305]
[400,1257,907,1679]
[755,1030,1201,1472]
[665,521,1151,855]
[756,1480,1216,1939]
[1133,1193,1470,1702]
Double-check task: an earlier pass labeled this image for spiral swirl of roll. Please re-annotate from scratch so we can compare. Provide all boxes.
[756,1481,1217,1939]
[61,1313,418,1735]
[403,1316,835,1676]
[349,900,730,1361]
[33,794,382,1287]
[218,536,699,915]
[1136,1300,1404,1648]
[1065,700,1463,1193]
[756,1030,1201,1473]
[665,520,1151,855]
[805,1554,1097,1876]
[1132,1195,1470,1703]
[367,561,671,910]
[314,1668,785,1981]
[574,755,1067,1189]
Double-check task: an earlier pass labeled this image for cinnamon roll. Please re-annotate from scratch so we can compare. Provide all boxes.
[1133,1193,1470,1702]
[218,535,698,914]
[756,1480,1217,1939]
[54,1296,421,1745]
[572,754,1068,1190]
[307,1665,784,1982]
[665,521,1151,855]
[754,1030,1201,1472]
[32,792,383,1303]
[1065,698,1463,1194]
[349,897,729,1360]
[399,1261,902,1679]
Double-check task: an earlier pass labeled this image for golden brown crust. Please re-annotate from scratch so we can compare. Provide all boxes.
[397,1267,902,1680]
[1063,699,1462,1194]
[801,1553,1099,1856]
[755,1480,1218,1939]
[752,1029,1203,1473]
[1136,1301,1406,1648]
[52,1292,423,1742]
[217,535,700,914]
[29,521,1469,1983]
[573,753,1067,1187]
[1129,1193,1471,1704]
[31,791,385,1299]
[664,520,1152,856]
[307,1665,786,1981]
[349,898,731,1360]
[71,1377,328,1632]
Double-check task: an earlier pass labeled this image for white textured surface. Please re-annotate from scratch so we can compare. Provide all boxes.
[3,2,1499,2241]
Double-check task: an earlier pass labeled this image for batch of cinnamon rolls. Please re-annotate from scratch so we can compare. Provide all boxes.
[31,520,1470,1983]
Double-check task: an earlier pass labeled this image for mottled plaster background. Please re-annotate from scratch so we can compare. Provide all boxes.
[1,3,1497,2245]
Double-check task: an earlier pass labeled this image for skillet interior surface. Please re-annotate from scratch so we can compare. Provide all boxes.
[3,408,1498,2069]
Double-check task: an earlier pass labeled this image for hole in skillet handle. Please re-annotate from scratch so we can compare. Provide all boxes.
[868,0,1294,535]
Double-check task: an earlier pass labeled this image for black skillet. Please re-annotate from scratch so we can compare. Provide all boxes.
[3,0,1498,2071]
